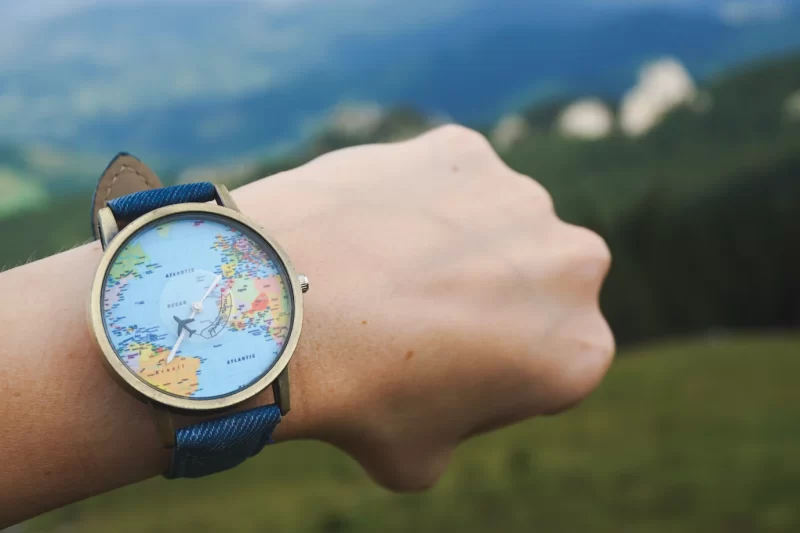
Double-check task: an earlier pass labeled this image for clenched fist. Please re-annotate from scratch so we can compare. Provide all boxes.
[234,125,615,490]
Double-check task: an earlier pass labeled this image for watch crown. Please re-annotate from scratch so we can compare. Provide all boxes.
[298,274,310,293]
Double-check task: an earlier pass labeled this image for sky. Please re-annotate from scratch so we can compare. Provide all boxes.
[2,0,790,24]
[0,0,716,23]
[0,0,305,24]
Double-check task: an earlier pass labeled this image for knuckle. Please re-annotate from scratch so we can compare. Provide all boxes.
[562,224,613,280]
[543,312,615,415]
[427,123,494,154]
[575,226,612,263]
[588,231,612,266]
[587,315,616,368]
[547,223,613,300]
[528,180,555,212]
[546,314,615,414]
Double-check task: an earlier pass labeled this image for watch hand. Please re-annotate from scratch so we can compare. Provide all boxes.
[166,329,187,364]
[195,274,223,312]
[166,275,222,364]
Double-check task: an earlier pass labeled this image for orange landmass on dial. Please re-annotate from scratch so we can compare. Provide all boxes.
[250,275,288,315]
[245,275,291,345]
[127,342,200,397]
[221,270,291,345]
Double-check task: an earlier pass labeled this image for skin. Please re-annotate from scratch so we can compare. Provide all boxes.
[0,125,614,527]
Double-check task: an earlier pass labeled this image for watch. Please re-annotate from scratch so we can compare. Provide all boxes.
[88,153,308,479]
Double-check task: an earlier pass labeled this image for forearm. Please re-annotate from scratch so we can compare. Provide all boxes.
[0,181,319,526]
[0,240,161,524]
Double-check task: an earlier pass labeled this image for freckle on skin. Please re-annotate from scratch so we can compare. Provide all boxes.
[12,392,21,398]
[44,471,52,477]
[452,165,459,173]
[405,350,414,361]
[361,320,367,325]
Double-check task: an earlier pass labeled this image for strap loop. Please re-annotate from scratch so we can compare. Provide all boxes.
[91,153,163,238]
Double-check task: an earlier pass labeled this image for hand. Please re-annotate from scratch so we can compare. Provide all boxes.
[166,322,190,364]
[197,274,223,311]
[233,125,615,491]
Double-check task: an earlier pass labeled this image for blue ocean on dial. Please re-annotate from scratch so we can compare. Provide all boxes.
[101,214,292,399]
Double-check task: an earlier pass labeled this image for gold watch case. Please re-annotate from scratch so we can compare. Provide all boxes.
[88,185,303,419]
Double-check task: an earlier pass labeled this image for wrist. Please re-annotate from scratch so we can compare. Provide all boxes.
[228,179,332,445]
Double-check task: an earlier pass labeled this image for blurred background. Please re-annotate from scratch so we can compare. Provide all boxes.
[2,0,799,531]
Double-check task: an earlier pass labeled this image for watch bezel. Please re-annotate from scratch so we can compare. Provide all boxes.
[89,202,304,412]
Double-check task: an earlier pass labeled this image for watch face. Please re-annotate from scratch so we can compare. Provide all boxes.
[101,212,294,400]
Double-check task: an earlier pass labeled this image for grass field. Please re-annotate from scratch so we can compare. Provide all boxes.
[27,335,800,533]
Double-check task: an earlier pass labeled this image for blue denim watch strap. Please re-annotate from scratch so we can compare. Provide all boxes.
[166,404,281,479]
[106,181,217,222]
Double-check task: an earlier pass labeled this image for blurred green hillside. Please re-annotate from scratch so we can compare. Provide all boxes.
[0,146,110,218]
[28,334,800,533]
[2,53,799,345]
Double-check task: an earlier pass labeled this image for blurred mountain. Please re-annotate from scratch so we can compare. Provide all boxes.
[2,0,800,162]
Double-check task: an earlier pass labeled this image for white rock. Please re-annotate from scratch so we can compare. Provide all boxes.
[557,98,614,140]
[327,102,384,138]
[785,90,800,121]
[620,58,697,137]
[491,114,529,152]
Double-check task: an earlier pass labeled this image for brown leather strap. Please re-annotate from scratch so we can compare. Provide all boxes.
[92,153,163,239]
